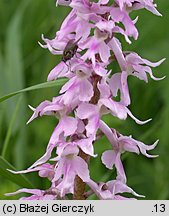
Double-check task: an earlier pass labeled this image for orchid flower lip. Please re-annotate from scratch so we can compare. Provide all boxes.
[6,169,16,174]
[38,41,45,48]
[28,105,35,111]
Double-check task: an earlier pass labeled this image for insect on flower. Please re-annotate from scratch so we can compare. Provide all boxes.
[62,38,81,62]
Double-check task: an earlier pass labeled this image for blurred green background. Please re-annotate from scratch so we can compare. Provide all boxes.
[0,0,169,200]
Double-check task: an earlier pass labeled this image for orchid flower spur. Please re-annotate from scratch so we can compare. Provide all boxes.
[7,0,164,200]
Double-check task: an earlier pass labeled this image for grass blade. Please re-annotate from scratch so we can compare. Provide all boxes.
[0,78,67,103]
[0,156,34,188]
[1,97,22,158]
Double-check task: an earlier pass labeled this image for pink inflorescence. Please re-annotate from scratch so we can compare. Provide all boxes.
[6,0,165,200]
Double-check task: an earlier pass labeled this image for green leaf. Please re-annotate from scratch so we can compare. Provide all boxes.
[2,97,22,158]
[0,78,67,103]
[0,156,34,188]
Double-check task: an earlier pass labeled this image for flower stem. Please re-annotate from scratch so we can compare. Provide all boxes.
[73,74,101,200]
[73,150,90,200]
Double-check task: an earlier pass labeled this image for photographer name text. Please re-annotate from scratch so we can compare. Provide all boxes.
[2,203,95,215]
